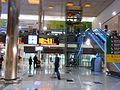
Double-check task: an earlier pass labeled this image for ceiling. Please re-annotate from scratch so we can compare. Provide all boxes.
[1,0,115,17]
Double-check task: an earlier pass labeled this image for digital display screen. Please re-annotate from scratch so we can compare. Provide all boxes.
[28,35,38,44]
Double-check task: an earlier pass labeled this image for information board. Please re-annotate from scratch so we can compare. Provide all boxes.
[110,33,120,54]
[107,54,120,62]
[106,31,120,62]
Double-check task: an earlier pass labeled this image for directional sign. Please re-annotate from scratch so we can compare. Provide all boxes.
[107,54,120,62]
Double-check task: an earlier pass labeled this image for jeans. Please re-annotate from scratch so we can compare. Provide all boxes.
[55,66,61,80]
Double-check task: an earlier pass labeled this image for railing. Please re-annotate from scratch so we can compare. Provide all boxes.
[85,28,105,52]
[76,34,83,57]
[93,28,106,42]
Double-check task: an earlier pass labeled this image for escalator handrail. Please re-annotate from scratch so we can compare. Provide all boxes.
[113,63,120,71]
[85,28,105,52]
[77,36,83,57]
[93,28,106,42]
[77,45,82,57]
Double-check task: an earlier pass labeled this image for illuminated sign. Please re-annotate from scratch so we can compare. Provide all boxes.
[107,54,120,62]
[28,35,38,44]
[39,38,55,45]
[35,46,43,51]
[2,0,7,3]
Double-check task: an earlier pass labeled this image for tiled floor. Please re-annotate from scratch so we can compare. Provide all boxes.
[0,66,120,90]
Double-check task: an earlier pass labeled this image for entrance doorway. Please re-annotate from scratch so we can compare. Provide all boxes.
[43,53,65,68]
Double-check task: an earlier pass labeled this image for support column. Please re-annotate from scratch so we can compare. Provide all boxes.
[64,5,67,66]
[42,10,45,29]
[118,16,120,32]
[104,40,107,72]
[38,51,40,60]
[4,0,20,80]
[0,0,1,22]
[38,0,42,33]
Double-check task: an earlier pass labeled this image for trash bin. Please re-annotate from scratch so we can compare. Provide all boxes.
[94,56,102,72]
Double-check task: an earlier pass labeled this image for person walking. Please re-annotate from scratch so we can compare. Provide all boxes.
[33,55,37,68]
[29,56,32,69]
[54,54,61,80]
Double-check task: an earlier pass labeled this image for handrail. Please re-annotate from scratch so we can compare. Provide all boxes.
[85,29,105,52]
[93,28,106,42]
[76,35,83,57]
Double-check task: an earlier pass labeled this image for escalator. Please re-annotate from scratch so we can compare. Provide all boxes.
[85,28,105,52]
[76,34,83,57]
[86,28,120,75]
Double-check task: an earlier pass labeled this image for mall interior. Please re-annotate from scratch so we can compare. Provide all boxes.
[0,0,120,90]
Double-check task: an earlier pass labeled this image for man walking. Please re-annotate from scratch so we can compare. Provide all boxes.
[54,54,61,80]
[29,56,32,69]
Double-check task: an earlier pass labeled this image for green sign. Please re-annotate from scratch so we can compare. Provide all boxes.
[47,21,91,31]
[106,36,111,54]
[81,22,92,30]
[0,19,7,27]
[47,20,65,30]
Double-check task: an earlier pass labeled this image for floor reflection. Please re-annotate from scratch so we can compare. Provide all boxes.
[1,65,120,90]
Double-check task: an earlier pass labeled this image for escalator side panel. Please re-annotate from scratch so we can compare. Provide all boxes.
[86,29,105,52]
[86,29,120,74]
[107,63,119,72]
[107,63,120,77]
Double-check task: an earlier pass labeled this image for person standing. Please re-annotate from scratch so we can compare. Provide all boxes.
[29,56,32,69]
[0,55,4,69]
[33,55,37,68]
[54,54,61,80]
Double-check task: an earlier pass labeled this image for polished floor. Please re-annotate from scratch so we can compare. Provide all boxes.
[0,65,120,90]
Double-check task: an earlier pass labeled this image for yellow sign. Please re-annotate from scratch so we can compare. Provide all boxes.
[39,38,55,45]
[107,54,120,62]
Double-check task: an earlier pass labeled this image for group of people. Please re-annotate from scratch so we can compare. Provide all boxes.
[29,55,38,69]
[29,54,61,80]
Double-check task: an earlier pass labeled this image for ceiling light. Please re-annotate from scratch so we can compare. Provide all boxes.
[43,26,47,31]
[18,26,22,29]
[2,0,7,2]
[28,0,39,4]
[84,3,91,8]
[112,11,116,16]
[48,5,54,9]
[66,2,74,7]
[1,14,65,21]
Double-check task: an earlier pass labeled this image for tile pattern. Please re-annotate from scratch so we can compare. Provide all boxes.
[0,66,120,90]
